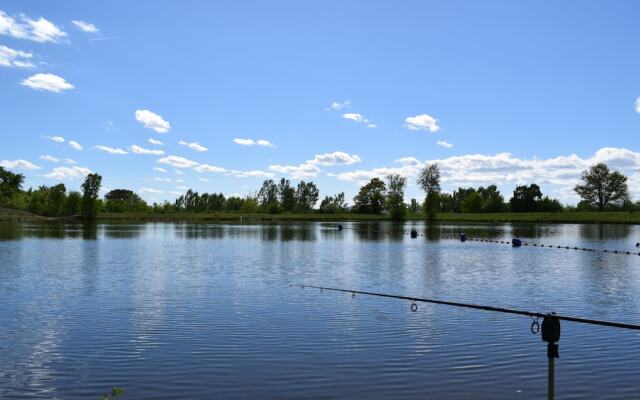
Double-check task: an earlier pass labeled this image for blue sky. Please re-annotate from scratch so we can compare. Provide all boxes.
[1,1,639,204]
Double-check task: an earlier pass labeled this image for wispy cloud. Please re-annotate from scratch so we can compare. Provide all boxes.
[131,144,164,155]
[436,140,453,149]
[0,10,67,43]
[68,140,82,151]
[227,169,274,178]
[1,159,40,170]
[308,151,361,166]
[636,97,640,113]
[179,140,208,152]
[148,138,163,146]
[326,100,351,111]
[342,113,376,128]
[43,135,65,143]
[139,187,163,194]
[43,166,91,180]
[0,44,34,68]
[39,155,59,163]
[157,155,198,169]
[233,138,275,147]
[72,20,98,33]
[135,109,170,133]
[405,114,440,132]
[21,73,74,92]
[153,167,167,173]
[95,145,128,155]
[194,164,226,173]
[268,162,321,179]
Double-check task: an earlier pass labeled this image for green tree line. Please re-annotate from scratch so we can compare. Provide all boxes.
[0,162,634,220]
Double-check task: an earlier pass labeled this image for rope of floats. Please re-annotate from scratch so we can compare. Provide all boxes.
[330,224,640,256]
[439,234,640,256]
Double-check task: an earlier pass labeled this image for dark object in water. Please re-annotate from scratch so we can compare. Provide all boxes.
[410,229,418,238]
[337,224,343,231]
[512,238,522,247]
[636,242,640,247]
[460,233,466,242]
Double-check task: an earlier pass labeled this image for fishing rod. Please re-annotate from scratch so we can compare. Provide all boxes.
[298,284,640,331]
[296,284,640,400]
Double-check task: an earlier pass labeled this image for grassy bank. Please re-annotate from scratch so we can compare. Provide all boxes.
[97,211,640,224]
[2,208,640,224]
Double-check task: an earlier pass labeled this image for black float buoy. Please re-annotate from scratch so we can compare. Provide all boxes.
[410,229,418,238]
[460,233,466,242]
[512,238,522,247]
[337,224,343,231]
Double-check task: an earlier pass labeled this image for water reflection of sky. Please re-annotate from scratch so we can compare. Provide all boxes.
[0,222,639,399]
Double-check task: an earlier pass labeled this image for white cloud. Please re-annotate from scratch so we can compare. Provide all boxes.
[0,45,34,68]
[437,140,453,148]
[64,158,76,164]
[1,159,40,170]
[170,190,184,196]
[308,151,361,166]
[148,138,163,146]
[227,169,274,178]
[39,155,59,163]
[153,167,167,173]
[153,177,171,182]
[68,140,82,151]
[179,140,208,152]
[174,169,184,175]
[175,185,189,190]
[175,178,184,183]
[334,147,640,202]
[233,138,275,147]
[157,155,198,169]
[95,145,127,155]
[43,135,65,143]
[22,73,74,93]
[131,144,164,155]
[342,113,376,128]
[198,178,209,182]
[256,139,275,147]
[139,187,163,194]
[405,114,440,132]
[268,162,321,179]
[72,20,98,33]
[0,10,67,43]
[194,164,226,173]
[636,97,640,113]
[135,109,170,133]
[43,166,91,180]
[327,100,351,111]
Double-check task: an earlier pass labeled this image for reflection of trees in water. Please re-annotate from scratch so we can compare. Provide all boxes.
[579,224,632,241]
[510,224,559,239]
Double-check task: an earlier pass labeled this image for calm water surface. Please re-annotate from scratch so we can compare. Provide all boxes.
[1,221,639,399]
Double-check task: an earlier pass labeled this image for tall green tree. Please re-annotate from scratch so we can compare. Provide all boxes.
[104,189,148,212]
[257,179,280,213]
[0,166,25,207]
[319,192,346,214]
[81,173,102,219]
[385,173,407,220]
[509,184,542,212]
[278,178,296,212]
[575,163,629,211]
[294,181,319,212]
[353,178,387,214]
[417,163,440,220]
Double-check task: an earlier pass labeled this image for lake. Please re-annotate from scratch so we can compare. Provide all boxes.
[1,221,639,399]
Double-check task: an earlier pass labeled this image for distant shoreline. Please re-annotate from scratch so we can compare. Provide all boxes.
[2,208,639,224]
